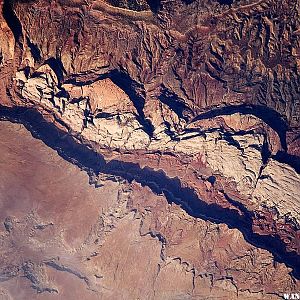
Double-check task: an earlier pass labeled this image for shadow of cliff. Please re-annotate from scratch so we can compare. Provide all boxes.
[0,105,299,279]
[191,104,288,149]
[2,0,23,46]
[65,69,155,137]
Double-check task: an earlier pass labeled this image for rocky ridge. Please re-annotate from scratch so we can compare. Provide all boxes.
[0,0,299,298]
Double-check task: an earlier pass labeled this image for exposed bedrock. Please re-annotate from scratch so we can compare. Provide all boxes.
[0,105,299,279]
[0,0,299,298]
[0,110,300,299]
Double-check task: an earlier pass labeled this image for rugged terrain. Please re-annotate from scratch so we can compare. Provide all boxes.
[0,0,299,299]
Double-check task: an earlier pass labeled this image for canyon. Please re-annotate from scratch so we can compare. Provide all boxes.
[0,0,299,299]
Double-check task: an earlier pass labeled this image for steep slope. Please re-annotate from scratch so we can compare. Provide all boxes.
[0,0,299,298]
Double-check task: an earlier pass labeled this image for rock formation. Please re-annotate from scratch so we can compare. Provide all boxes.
[0,0,299,299]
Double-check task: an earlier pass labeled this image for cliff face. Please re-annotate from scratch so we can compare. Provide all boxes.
[0,0,299,299]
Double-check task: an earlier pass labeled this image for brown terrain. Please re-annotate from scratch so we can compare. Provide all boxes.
[0,0,299,299]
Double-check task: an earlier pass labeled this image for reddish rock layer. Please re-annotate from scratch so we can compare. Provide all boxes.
[0,0,299,298]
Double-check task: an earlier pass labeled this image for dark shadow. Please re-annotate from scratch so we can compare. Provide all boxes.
[2,0,23,46]
[0,105,299,279]
[26,36,41,62]
[43,57,66,84]
[216,0,233,5]
[182,0,196,4]
[273,151,300,174]
[159,88,194,122]
[109,70,154,136]
[66,69,154,137]
[107,0,158,12]
[190,105,300,171]
[146,0,160,13]
[191,104,288,151]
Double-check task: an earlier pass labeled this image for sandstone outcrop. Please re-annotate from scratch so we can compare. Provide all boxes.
[0,0,299,298]
[0,121,299,299]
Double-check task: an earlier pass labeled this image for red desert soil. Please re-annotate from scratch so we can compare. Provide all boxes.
[0,120,298,299]
[0,0,299,298]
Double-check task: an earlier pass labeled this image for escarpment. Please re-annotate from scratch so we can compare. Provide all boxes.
[0,0,299,299]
